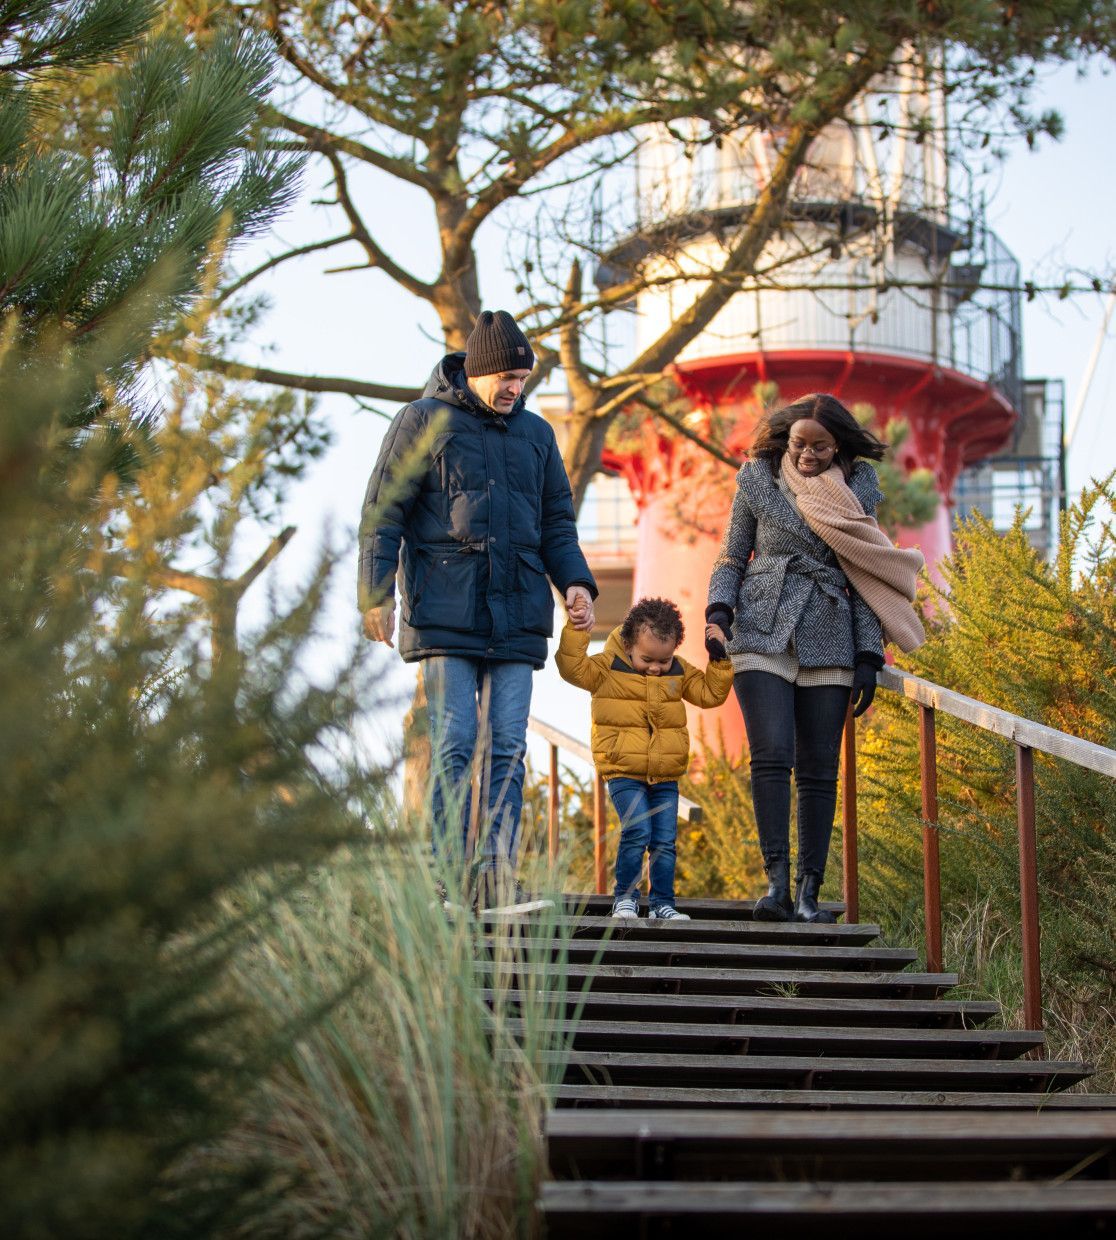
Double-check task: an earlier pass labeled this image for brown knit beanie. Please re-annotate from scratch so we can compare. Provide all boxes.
[463,310,535,377]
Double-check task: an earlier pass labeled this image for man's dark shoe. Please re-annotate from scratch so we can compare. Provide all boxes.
[753,857,793,922]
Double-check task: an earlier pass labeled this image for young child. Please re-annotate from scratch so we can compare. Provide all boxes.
[556,596,732,920]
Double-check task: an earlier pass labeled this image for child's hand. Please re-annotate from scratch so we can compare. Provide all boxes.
[704,622,728,661]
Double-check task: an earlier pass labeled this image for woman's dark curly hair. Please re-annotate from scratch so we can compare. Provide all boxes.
[750,393,886,479]
[620,597,684,650]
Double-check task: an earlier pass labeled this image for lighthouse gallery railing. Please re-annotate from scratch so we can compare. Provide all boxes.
[529,668,1116,1038]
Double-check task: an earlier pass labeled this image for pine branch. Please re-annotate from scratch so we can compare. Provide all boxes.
[234,525,296,593]
[324,151,434,300]
[646,403,742,470]
[160,345,420,404]
[263,105,433,190]
[218,233,357,303]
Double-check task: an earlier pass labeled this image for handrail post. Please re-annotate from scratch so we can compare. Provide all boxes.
[841,706,859,924]
[547,743,559,864]
[919,704,943,975]
[1016,743,1044,1038]
[593,771,607,895]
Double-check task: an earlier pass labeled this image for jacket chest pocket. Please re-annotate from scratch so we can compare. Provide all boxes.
[409,544,478,630]
[514,548,554,635]
[432,431,488,495]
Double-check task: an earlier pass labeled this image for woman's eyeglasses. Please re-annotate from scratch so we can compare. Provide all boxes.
[789,440,835,457]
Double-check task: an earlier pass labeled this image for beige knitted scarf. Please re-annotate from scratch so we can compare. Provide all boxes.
[779,455,926,652]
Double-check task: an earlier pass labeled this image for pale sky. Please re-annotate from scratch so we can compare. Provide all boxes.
[225,57,1116,769]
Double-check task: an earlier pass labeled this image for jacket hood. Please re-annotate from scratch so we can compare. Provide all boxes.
[422,351,526,419]
[603,625,631,668]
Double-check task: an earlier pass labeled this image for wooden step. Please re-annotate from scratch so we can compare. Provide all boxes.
[546,1109,1116,1181]
[498,1017,1042,1059]
[548,1049,1090,1093]
[554,1085,1116,1109]
[540,1180,1116,1238]
[479,960,959,999]
[481,987,999,1029]
[518,937,919,972]
[489,913,880,947]
[565,894,846,921]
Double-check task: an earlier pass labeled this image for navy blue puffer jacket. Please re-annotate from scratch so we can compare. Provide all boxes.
[359,353,596,668]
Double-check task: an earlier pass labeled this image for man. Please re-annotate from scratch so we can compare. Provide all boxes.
[360,310,596,907]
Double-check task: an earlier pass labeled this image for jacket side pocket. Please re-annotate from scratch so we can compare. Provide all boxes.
[409,544,478,630]
[514,548,555,636]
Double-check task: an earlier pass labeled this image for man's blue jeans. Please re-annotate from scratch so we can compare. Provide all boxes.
[607,777,680,910]
[424,656,534,871]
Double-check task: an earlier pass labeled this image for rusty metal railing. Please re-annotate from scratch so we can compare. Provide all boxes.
[841,666,1116,1039]
[531,669,1116,1040]
[526,717,702,896]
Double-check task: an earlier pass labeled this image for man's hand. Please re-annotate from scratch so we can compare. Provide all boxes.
[565,585,595,633]
[362,603,396,647]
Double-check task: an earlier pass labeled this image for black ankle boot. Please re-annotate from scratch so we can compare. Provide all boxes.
[754,858,793,922]
[794,870,836,924]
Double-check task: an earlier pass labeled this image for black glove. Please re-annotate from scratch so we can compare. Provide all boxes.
[705,603,732,661]
[705,603,734,630]
[705,634,727,661]
[850,652,882,717]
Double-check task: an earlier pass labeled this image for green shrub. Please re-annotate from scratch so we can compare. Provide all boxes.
[855,480,1116,1080]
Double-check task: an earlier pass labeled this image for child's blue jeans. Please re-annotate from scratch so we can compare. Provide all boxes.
[607,777,680,910]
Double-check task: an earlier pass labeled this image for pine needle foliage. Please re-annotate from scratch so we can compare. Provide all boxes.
[0,6,389,1235]
[0,3,299,413]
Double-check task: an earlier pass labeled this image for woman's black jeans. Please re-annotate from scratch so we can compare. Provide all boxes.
[735,671,851,880]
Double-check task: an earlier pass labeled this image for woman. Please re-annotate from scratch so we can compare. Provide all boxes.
[706,393,925,923]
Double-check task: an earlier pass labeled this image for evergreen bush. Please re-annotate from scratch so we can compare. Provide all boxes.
[854,481,1116,1079]
[0,5,380,1234]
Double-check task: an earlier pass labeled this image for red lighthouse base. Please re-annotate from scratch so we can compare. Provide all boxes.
[607,349,1018,758]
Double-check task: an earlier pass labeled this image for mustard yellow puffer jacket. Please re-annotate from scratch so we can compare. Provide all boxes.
[555,623,733,783]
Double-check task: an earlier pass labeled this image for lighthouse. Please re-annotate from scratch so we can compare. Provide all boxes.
[576,60,1043,754]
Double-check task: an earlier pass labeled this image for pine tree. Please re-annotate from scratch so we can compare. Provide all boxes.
[0,7,381,1235]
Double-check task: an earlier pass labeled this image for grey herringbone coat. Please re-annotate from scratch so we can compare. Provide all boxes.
[707,458,885,667]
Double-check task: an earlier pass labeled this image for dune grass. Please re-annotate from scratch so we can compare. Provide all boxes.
[215,835,583,1239]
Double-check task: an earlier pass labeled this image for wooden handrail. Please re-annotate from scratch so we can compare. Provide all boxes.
[842,665,1116,1044]
[528,716,703,896]
[879,667,1116,777]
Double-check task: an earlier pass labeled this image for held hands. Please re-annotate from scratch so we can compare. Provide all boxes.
[566,585,595,633]
[362,602,396,648]
[705,623,729,662]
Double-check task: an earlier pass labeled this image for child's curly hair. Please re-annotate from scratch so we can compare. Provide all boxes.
[620,597,684,650]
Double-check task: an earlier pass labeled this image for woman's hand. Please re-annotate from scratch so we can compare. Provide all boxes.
[849,661,877,716]
[705,623,729,661]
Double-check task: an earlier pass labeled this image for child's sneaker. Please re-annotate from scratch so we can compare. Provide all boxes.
[611,896,639,919]
[649,904,690,921]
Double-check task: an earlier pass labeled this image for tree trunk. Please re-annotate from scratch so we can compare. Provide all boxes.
[433,196,482,348]
[562,402,612,512]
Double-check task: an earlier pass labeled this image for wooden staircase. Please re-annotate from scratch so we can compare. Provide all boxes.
[483,894,1116,1236]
